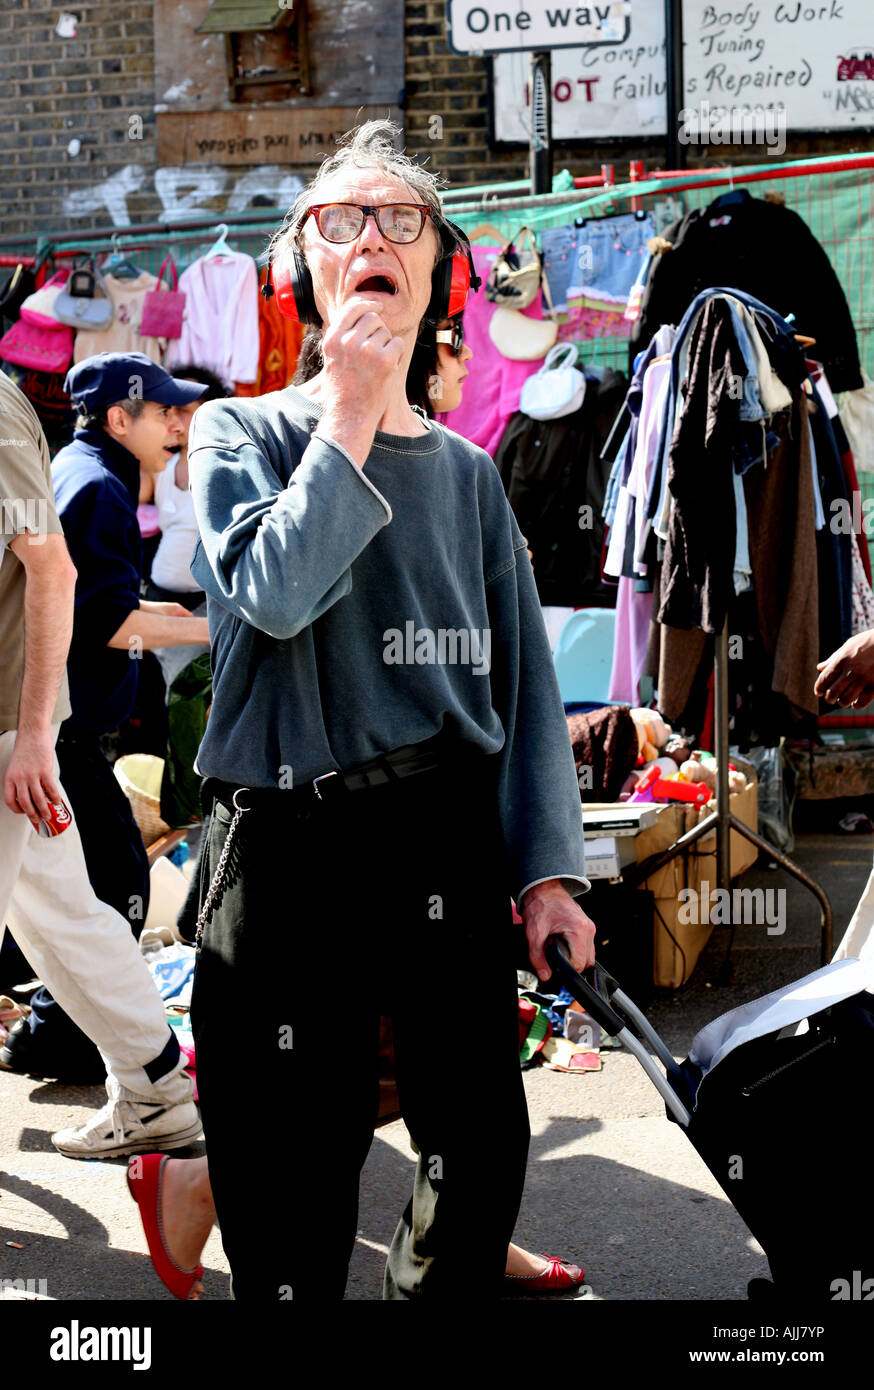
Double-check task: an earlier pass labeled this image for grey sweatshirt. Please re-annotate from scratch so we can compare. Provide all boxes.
[187,384,589,907]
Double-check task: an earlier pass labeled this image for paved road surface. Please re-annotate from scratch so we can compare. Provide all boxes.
[0,830,869,1303]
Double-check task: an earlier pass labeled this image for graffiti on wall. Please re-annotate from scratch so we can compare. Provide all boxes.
[62,164,305,226]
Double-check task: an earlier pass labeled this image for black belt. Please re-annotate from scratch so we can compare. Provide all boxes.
[205,732,480,811]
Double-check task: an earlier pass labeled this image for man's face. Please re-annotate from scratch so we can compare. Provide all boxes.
[298,170,441,339]
[106,399,187,473]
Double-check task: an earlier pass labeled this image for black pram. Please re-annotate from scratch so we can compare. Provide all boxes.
[547,944,874,1301]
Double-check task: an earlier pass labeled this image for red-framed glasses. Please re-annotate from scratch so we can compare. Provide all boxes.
[305,203,438,245]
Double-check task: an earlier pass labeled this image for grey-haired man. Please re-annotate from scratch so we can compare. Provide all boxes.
[188,121,596,1301]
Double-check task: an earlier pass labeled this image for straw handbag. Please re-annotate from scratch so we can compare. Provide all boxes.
[114,753,172,847]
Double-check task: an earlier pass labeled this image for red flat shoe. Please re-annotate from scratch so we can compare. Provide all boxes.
[504,1254,586,1292]
[127,1153,203,1301]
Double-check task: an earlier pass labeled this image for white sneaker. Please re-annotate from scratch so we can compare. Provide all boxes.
[51,1073,202,1159]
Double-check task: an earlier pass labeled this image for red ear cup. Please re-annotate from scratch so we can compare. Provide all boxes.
[426,219,481,322]
[446,251,471,318]
[265,246,321,325]
[271,256,301,322]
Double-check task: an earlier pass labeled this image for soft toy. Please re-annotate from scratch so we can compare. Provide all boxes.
[663,735,692,766]
[679,757,716,791]
[678,753,746,796]
[629,708,671,764]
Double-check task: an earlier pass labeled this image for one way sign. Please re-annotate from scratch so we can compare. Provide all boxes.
[446,1,631,55]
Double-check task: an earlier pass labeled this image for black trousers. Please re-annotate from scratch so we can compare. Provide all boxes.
[15,725,152,1079]
[191,751,530,1302]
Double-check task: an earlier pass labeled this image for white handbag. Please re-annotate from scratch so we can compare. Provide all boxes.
[489,305,558,361]
[518,343,585,420]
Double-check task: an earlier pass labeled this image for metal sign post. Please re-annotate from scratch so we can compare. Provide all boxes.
[529,50,553,196]
[664,0,686,169]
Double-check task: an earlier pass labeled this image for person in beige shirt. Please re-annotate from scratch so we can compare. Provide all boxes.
[0,367,201,1160]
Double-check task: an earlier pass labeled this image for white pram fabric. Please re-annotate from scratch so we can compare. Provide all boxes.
[832,859,874,963]
[687,956,874,1080]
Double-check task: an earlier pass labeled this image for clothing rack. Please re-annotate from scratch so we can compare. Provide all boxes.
[460,151,860,969]
[625,625,832,963]
[442,149,874,223]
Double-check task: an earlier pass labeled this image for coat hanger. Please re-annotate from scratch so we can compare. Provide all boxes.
[782,310,816,347]
[711,170,750,209]
[102,234,142,279]
[467,222,508,244]
[203,223,232,260]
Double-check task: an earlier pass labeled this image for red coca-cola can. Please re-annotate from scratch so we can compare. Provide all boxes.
[32,799,73,837]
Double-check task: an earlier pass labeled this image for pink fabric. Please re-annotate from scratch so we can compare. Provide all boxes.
[608,579,652,704]
[436,245,546,459]
[164,251,260,385]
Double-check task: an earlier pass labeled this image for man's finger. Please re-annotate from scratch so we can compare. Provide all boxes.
[29,777,58,821]
[821,670,856,703]
[12,781,39,822]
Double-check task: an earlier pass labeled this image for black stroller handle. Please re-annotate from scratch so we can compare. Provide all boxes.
[544,937,692,1127]
[544,940,626,1036]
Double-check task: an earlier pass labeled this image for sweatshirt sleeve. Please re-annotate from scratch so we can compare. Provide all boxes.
[485,503,590,907]
[187,408,393,640]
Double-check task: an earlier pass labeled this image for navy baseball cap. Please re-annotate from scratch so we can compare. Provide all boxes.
[65,352,208,414]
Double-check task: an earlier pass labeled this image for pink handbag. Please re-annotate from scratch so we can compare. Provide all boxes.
[0,315,73,374]
[139,257,186,340]
[18,270,72,328]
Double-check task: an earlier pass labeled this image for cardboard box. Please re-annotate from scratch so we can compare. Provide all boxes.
[633,779,759,989]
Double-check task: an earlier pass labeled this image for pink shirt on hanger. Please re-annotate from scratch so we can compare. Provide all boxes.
[165,251,259,384]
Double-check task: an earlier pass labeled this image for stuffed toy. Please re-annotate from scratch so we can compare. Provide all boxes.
[663,735,692,766]
[629,708,671,764]
[678,753,746,796]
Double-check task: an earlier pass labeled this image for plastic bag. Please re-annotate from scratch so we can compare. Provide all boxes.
[736,741,795,854]
[839,372,874,473]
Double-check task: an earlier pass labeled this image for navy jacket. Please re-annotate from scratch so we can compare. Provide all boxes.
[51,428,142,733]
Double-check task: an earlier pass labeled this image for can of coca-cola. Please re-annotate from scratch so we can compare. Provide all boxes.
[32,799,73,837]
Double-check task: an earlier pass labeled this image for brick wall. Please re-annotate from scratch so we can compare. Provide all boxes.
[0,0,160,238]
[0,0,869,244]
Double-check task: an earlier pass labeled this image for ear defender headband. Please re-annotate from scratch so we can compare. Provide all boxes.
[261,216,481,327]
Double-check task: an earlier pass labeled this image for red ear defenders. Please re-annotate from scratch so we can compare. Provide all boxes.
[262,217,481,326]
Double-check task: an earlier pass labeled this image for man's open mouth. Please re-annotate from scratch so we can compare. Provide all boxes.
[354,273,399,295]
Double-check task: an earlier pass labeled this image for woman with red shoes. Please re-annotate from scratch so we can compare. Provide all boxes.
[127,311,587,1300]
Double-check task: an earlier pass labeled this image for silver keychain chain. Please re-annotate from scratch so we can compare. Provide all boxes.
[194,789,250,947]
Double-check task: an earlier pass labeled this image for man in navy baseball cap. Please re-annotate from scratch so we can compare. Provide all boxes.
[64,351,208,476]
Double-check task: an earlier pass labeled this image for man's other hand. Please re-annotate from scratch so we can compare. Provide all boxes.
[814,629,874,708]
[4,727,63,824]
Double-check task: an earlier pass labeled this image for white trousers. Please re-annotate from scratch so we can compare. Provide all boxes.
[0,726,187,1096]
[833,858,874,964]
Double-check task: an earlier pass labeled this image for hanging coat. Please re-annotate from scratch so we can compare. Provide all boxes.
[630,191,862,393]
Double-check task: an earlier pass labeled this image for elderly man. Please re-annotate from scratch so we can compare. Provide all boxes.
[187,120,595,1302]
